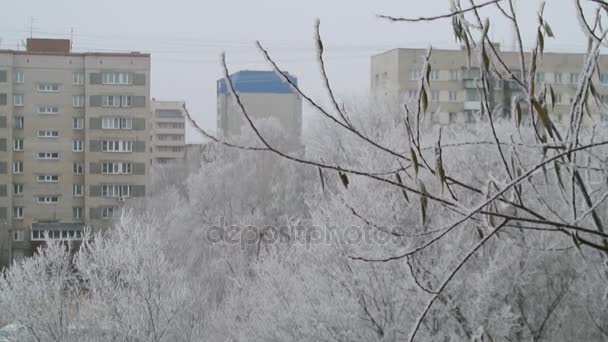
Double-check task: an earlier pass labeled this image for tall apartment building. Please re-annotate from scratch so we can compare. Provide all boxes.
[371,46,608,125]
[150,100,186,165]
[217,70,302,150]
[0,38,150,267]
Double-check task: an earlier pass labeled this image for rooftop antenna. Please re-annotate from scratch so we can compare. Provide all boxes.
[29,16,37,38]
[70,27,74,50]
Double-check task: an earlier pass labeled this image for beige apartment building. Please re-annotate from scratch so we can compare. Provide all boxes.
[371,45,608,126]
[0,38,150,267]
[150,100,186,165]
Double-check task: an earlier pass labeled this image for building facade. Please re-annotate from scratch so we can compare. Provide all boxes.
[217,70,302,150]
[150,100,186,165]
[0,38,150,267]
[371,46,608,126]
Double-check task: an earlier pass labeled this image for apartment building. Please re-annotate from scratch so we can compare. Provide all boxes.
[217,70,302,151]
[150,100,186,165]
[0,38,150,267]
[371,45,608,126]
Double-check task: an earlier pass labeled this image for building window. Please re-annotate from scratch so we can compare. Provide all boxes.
[600,95,608,105]
[536,72,545,83]
[73,72,84,85]
[12,161,23,174]
[431,91,439,102]
[102,95,120,108]
[449,70,459,81]
[38,152,59,160]
[102,162,132,175]
[38,196,59,204]
[101,95,132,108]
[101,184,131,198]
[409,69,422,81]
[449,112,458,123]
[38,175,59,183]
[72,95,84,108]
[13,139,23,151]
[570,73,579,84]
[73,184,83,197]
[73,118,84,129]
[13,94,23,106]
[73,162,83,175]
[102,140,132,152]
[73,207,83,220]
[600,73,608,85]
[430,70,440,81]
[465,110,477,123]
[555,93,563,105]
[15,70,24,84]
[73,140,84,152]
[14,116,24,129]
[158,122,184,129]
[13,184,23,196]
[554,73,563,84]
[448,91,458,102]
[13,230,23,242]
[102,206,118,219]
[37,83,60,92]
[102,72,132,85]
[102,117,132,130]
[13,207,23,219]
[38,106,59,114]
[466,89,480,101]
[494,79,503,89]
[38,130,59,138]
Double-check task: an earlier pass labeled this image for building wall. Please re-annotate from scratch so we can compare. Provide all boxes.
[150,100,186,165]
[0,42,150,267]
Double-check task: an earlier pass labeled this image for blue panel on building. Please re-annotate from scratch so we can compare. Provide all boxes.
[217,70,297,94]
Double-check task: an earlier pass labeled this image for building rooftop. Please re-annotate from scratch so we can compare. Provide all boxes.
[0,38,150,57]
[217,70,297,94]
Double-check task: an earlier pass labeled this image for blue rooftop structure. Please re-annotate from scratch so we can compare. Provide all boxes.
[217,70,297,95]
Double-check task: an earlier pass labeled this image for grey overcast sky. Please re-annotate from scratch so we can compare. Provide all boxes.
[0,0,597,142]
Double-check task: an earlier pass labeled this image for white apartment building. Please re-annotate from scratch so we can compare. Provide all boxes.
[150,100,186,165]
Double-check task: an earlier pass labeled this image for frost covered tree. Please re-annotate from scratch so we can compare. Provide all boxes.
[197,0,608,340]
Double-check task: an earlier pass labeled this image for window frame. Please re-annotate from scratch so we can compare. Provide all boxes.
[13,183,23,196]
[37,83,60,93]
[72,118,84,130]
[13,207,24,219]
[13,230,24,242]
[13,94,23,106]
[37,106,60,114]
[73,184,83,197]
[73,72,84,85]
[38,196,59,204]
[12,161,23,174]
[38,130,59,138]
[72,95,84,108]
[38,152,59,160]
[13,139,23,151]
[15,70,24,84]
[14,116,24,129]
[73,162,84,175]
[72,140,84,152]
[37,175,59,183]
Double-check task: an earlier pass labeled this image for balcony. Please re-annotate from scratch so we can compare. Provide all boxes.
[464,101,481,110]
